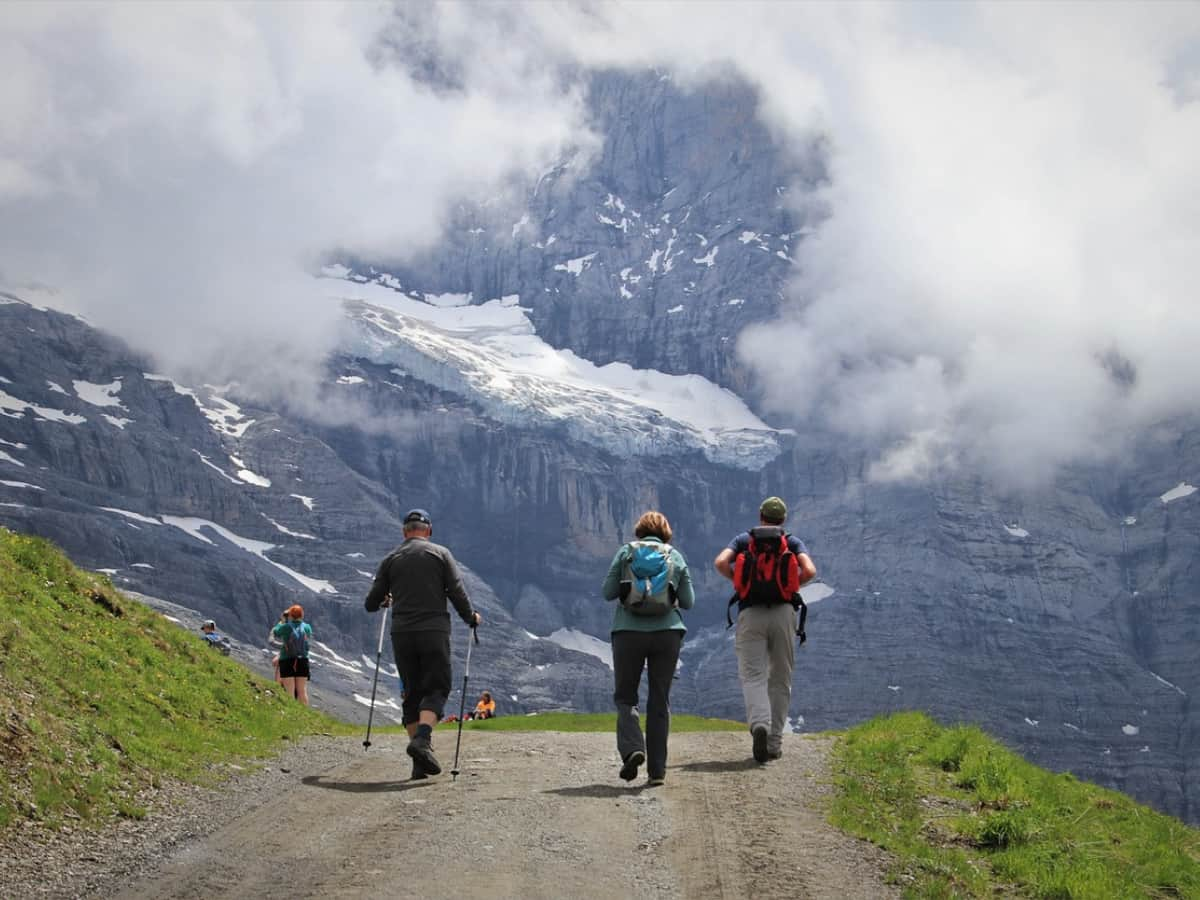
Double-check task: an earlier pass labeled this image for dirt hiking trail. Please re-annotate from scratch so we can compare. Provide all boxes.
[113,731,898,899]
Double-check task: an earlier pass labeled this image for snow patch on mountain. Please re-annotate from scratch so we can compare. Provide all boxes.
[160,514,335,594]
[101,507,161,525]
[74,379,124,408]
[554,253,596,276]
[144,375,256,438]
[425,292,472,308]
[1,480,42,491]
[545,627,613,670]
[326,276,785,469]
[230,455,271,487]
[265,515,316,540]
[193,451,241,485]
[1151,672,1187,695]
[802,582,836,604]
[311,640,365,675]
[1160,482,1197,503]
[0,389,86,425]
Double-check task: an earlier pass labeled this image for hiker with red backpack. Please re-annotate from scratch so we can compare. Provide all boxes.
[714,497,816,764]
[270,604,313,706]
[602,510,695,787]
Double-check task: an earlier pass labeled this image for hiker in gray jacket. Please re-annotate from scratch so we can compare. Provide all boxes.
[365,508,481,780]
[602,510,695,787]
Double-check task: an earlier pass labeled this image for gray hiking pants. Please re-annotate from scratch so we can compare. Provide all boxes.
[612,629,683,779]
[735,603,797,752]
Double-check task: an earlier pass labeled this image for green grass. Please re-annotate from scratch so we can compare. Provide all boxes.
[830,711,1200,899]
[12,524,1193,900]
[436,711,744,733]
[0,528,352,833]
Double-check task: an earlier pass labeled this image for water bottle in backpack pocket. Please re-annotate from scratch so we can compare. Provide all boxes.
[618,541,678,617]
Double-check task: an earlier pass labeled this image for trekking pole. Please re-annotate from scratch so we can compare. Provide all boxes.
[362,602,391,750]
[450,623,480,781]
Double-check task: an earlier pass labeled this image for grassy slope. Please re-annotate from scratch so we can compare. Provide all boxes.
[5,527,1196,899]
[0,528,349,832]
[831,711,1200,899]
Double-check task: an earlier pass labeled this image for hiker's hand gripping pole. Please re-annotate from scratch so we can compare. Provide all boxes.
[362,598,391,749]
[450,623,480,781]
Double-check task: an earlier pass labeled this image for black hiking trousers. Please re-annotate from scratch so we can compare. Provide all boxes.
[391,629,452,725]
[612,629,683,779]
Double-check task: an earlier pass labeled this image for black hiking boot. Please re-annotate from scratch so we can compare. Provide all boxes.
[410,762,428,781]
[619,750,645,782]
[752,726,769,764]
[407,733,442,776]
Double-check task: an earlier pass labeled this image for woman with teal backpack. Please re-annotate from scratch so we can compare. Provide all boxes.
[601,511,694,787]
[270,604,313,705]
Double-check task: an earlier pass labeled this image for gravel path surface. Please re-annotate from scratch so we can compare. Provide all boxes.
[1,731,900,899]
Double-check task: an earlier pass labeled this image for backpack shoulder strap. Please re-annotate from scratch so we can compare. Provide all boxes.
[620,541,640,571]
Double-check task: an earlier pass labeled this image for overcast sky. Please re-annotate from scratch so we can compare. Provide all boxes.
[2,2,1198,485]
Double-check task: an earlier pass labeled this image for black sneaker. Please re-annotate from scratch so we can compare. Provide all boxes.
[752,726,769,764]
[407,734,442,776]
[767,749,783,761]
[646,775,665,787]
[619,750,646,782]
[411,762,428,781]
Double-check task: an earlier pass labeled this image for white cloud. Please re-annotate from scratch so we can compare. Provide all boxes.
[727,5,1200,485]
[0,2,591,393]
[456,2,1200,486]
[4,3,1199,486]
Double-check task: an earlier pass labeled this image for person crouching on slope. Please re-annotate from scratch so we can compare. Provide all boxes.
[364,508,482,780]
[602,510,694,787]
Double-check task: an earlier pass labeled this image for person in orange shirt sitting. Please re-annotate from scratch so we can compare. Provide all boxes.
[472,690,496,720]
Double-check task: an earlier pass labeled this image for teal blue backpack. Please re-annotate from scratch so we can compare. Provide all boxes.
[618,541,678,617]
[282,621,309,659]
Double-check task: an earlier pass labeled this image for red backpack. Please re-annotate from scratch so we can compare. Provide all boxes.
[727,526,807,643]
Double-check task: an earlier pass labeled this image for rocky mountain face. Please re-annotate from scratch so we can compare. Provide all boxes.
[0,297,618,728]
[1,69,1196,823]
[349,69,822,395]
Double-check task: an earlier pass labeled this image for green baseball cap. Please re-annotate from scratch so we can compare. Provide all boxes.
[759,496,787,522]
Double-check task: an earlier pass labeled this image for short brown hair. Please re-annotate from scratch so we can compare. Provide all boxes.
[633,510,672,543]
